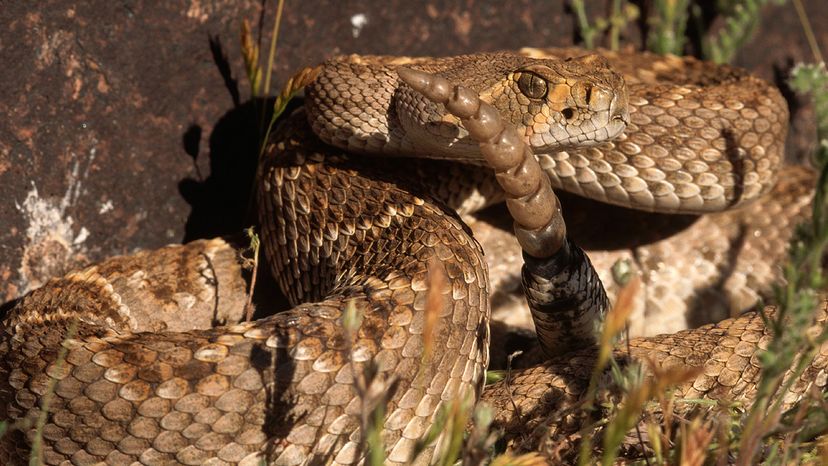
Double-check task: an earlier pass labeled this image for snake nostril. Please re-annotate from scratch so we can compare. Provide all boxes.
[562,108,575,119]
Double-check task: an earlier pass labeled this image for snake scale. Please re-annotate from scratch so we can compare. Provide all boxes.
[1,48,826,465]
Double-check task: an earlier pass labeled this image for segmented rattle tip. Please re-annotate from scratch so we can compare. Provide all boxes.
[397,67,452,104]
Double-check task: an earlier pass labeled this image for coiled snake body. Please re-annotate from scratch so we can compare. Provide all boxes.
[1,48,826,465]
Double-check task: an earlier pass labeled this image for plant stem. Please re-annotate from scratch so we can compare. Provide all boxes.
[262,0,286,97]
[792,0,824,63]
[571,0,596,49]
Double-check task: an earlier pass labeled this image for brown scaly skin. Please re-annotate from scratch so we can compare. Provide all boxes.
[0,50,814,465]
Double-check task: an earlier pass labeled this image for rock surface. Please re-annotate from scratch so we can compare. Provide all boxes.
[1,0,826,303]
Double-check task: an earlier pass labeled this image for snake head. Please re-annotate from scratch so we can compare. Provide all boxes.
[486,53,629,152]
[306,52,628,161]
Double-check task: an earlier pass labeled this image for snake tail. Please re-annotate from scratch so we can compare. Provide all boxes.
[522,240,609,356]
[397,67,566,259]
[398,66,609,357]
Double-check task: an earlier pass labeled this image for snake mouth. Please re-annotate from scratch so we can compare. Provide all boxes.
[606,115,628,138]
[527,111,629,153]
[613,110,630,126]
[530,123,626,153]
[556,95,629,148]
[569,128,623,147]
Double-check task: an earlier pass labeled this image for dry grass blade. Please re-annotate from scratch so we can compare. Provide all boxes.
[820,436,828,463]
[601,359,702,465]
[580,276,704,464]
[343,299,397,465]
[261,0,286,98]
[412,395,476,465]
[792,0,824,63]
[434,394,474,466]
[577,277,639,464]
[645,421,664,463]
[343,299,363,344]
[423,257,447,364]
[679,419,715,466]
[462,403,500,464]
[646,357,705,460]
[240,1,295,221]
[645,358,704,398]
[358,368,396,466]
[601,379,652,464]
[489,452,548,466]
[408,258,460,465]
[779,385,819,457]
[598,276,640,378]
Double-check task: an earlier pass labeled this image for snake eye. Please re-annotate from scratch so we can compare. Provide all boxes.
[517,72,548,99]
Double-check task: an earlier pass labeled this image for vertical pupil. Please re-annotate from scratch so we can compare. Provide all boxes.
[531,76,543,97]
[519,72,546,99]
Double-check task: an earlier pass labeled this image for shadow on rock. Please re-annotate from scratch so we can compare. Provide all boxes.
[179,96,296,317]
[179,98,272,242]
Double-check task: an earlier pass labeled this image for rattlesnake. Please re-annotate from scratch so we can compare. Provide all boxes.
[1,48,825,466]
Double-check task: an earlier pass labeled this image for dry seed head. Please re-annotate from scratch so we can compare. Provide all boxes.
[240,19,257,65]
[679,418,715,466]
[643,355,703,397]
